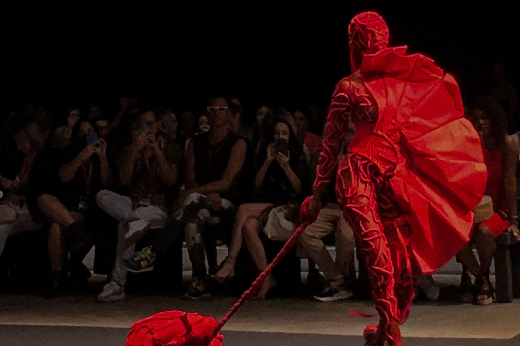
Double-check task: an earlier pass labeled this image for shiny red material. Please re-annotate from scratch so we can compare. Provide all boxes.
[360,46,487,274]
[348,11,389,71]
[125,311,223,346]
[483,148,508,213]
[311,13,487,345]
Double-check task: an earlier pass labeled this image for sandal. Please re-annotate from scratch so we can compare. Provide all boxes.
[474,276,494,306]
[207,261,235,293]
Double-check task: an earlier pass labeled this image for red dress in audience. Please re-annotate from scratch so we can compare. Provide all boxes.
[482,148,510,237]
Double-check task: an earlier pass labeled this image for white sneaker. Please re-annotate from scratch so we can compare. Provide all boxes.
[97,281,126,302]
[125,219,151,244]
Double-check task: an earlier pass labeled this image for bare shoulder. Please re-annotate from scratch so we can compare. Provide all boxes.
[232,137,248,152]
[505,134,520,154]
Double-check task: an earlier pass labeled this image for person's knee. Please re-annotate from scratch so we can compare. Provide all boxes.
[95,190,112,208]
[48,222,62,236]
[299,226,321,247]
[476,225,496,244]
[37,194,57,209]
[242,217,258,239]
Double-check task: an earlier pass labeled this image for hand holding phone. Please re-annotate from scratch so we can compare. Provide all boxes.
[273,138,289,157]
[136,123,149,135]
[86,131,99,146]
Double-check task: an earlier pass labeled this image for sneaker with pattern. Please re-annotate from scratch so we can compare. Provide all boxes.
[124,246,156,273]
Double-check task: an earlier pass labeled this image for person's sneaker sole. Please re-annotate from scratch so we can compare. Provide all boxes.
[124,264,155,273]
[313,290,353,302]
[97,292,126,302]
[184,292,211,300]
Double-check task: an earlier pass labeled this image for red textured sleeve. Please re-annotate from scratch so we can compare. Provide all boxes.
[313,79,353,192]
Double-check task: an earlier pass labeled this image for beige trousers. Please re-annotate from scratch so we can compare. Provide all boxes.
[299,203,356,281]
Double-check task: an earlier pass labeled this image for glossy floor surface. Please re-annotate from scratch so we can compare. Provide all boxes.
[1,275,520,345]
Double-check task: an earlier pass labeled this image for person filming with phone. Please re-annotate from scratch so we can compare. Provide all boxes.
[211,116,309,299]
[95,110,179,302]
[37,119,114,297]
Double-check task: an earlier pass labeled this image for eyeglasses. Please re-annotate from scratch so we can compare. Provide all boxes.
[207,106,229,113]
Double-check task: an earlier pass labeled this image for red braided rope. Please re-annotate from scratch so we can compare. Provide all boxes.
[210,197,317,340]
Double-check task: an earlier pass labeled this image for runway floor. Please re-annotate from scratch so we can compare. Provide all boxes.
[1,275,520,346]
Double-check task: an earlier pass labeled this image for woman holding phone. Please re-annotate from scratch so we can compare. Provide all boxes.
[212,117,308,298]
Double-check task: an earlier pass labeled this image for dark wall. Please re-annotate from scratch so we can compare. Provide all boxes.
[1,1,518,121]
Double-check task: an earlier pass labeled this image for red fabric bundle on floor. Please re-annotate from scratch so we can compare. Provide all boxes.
[125,311,224,346]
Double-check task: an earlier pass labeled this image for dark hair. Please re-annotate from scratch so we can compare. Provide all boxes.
[154,107,176,121]
[252,106,275,148]
[208,93,240,117]
[292,107,311,121]
[470,95,507,147]
[257,117,302,171]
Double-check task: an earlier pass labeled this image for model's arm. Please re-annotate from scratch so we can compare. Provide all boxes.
[503,135,519,227]
[313,79,353,193]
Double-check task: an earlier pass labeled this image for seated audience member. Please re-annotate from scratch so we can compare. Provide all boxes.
[126,95,247,299]
[155,107,185,168]
[196,114,210,135]
[251,106,275,168]
[212,117,307,299]
[307,102,326,136]
[180,110,197,141]
[156,108,179,140]
[0,122,46,257]
[230,97,249,138]
[36,119,114,297]
[298,120,356,302]
[87,104,103,123]
[95,110,179,302]
[457,96,519,305]
[50,108,81,149]
[293,107,323,157]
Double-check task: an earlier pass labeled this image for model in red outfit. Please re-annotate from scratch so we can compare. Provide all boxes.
[308,11,487,345]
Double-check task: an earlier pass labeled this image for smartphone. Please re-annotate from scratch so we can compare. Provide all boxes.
[86,131,99,146]
[137,123,149,135]
[274,138,289,156]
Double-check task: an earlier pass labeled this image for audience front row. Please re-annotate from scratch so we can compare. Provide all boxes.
[1,94,518,307]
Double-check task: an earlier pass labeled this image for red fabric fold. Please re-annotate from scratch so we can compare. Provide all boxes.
[125,311,223,346]
[360,46,487,273]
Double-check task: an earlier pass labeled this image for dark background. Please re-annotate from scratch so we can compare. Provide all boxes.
[1,1,519,123]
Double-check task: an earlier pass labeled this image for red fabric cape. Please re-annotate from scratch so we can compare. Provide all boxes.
[359,46,487,274]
